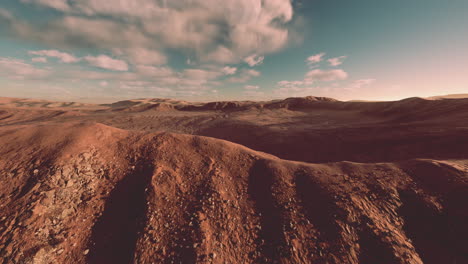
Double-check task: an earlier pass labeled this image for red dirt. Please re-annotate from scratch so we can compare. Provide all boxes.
[0,96,467,263]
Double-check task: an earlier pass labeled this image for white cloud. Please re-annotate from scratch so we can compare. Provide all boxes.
[228,69,261,83]
[273,86,319,97]
[274,80,316,96]
[1,0,300,100]
[277,80,312,88]
[121,47,167,65]
[119,81,150,91]
[83,55,129,71]
[275,86,315,93]
[348,79,376,90]
[244,85,260,90]
[246,69,261,77]
[28,50,79,63]
[135,65,174,77]
[183,69,222,80]
[15,0,296,64]
[244,54,264,67]
[0,57,50,79]
[272,66,351,97]
[305,69,348,82]
[222,66,237,75]
[306,53,325,65]
[0,8,13,20]
[20,0,70,11]
[204,46,237,64]
[32,57,47,63]
[328,56,347,67]
[273,78,376,98]
[63,70,135,81]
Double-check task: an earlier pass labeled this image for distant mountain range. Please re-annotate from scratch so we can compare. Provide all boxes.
[427,93,468,99]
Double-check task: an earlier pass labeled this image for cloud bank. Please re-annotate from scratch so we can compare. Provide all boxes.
[0,57,50,80]
[28,50,79,63]
[0,1,298,99]
[7,0,295,65]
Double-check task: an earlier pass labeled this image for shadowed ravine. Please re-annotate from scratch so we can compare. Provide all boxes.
[88,163,154,264]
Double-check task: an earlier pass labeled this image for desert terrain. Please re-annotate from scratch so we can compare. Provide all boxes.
[0,95,467,264]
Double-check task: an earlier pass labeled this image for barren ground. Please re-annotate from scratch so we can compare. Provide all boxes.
[0,96,467,263]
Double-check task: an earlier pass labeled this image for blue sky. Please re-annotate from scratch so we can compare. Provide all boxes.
[0,0,467,102]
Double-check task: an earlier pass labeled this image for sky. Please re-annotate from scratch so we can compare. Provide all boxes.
[0,0,467,102]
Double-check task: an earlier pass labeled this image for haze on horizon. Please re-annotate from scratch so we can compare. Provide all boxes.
[0,0,467,103]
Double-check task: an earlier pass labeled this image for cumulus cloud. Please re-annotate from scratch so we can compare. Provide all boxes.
[272,64,353,97]
[273,78,376,98]
[32,57,47,63]
[73,64,224,91]
[244,54,264,67]
[123,67,223,89]
[271,53,355,97]
[274,80,316,96]
[20,0,70,11]
[13,0,296,64]
[7,16,155,56]
[135,65,174,77]
[204,46,237,64]
[348,79,376,89]
[1,1,300,99]
[275,86,315,94]
[328,56,347,67]
[305,69,348,82]
[28,50,79,63]
[244,85,260,90]
[83,55,129,71]
[277,80,312,88]
[183,69,222,81]
[222,66,237,75]
[246,69,261,77]
[62,69,136,81]
[0,8,13,20]
[306,53,325,65]
[0,57,50,79]
[120,48,167,65]
[228,69,261,83]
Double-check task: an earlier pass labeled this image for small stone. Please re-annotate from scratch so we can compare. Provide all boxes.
[82,153,92,160]
[33,169,39,174]
[83,249,89,255]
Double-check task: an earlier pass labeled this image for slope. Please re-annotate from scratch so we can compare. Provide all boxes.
[0,122,466,263]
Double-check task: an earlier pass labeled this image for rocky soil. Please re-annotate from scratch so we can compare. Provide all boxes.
[0,96,467,263]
